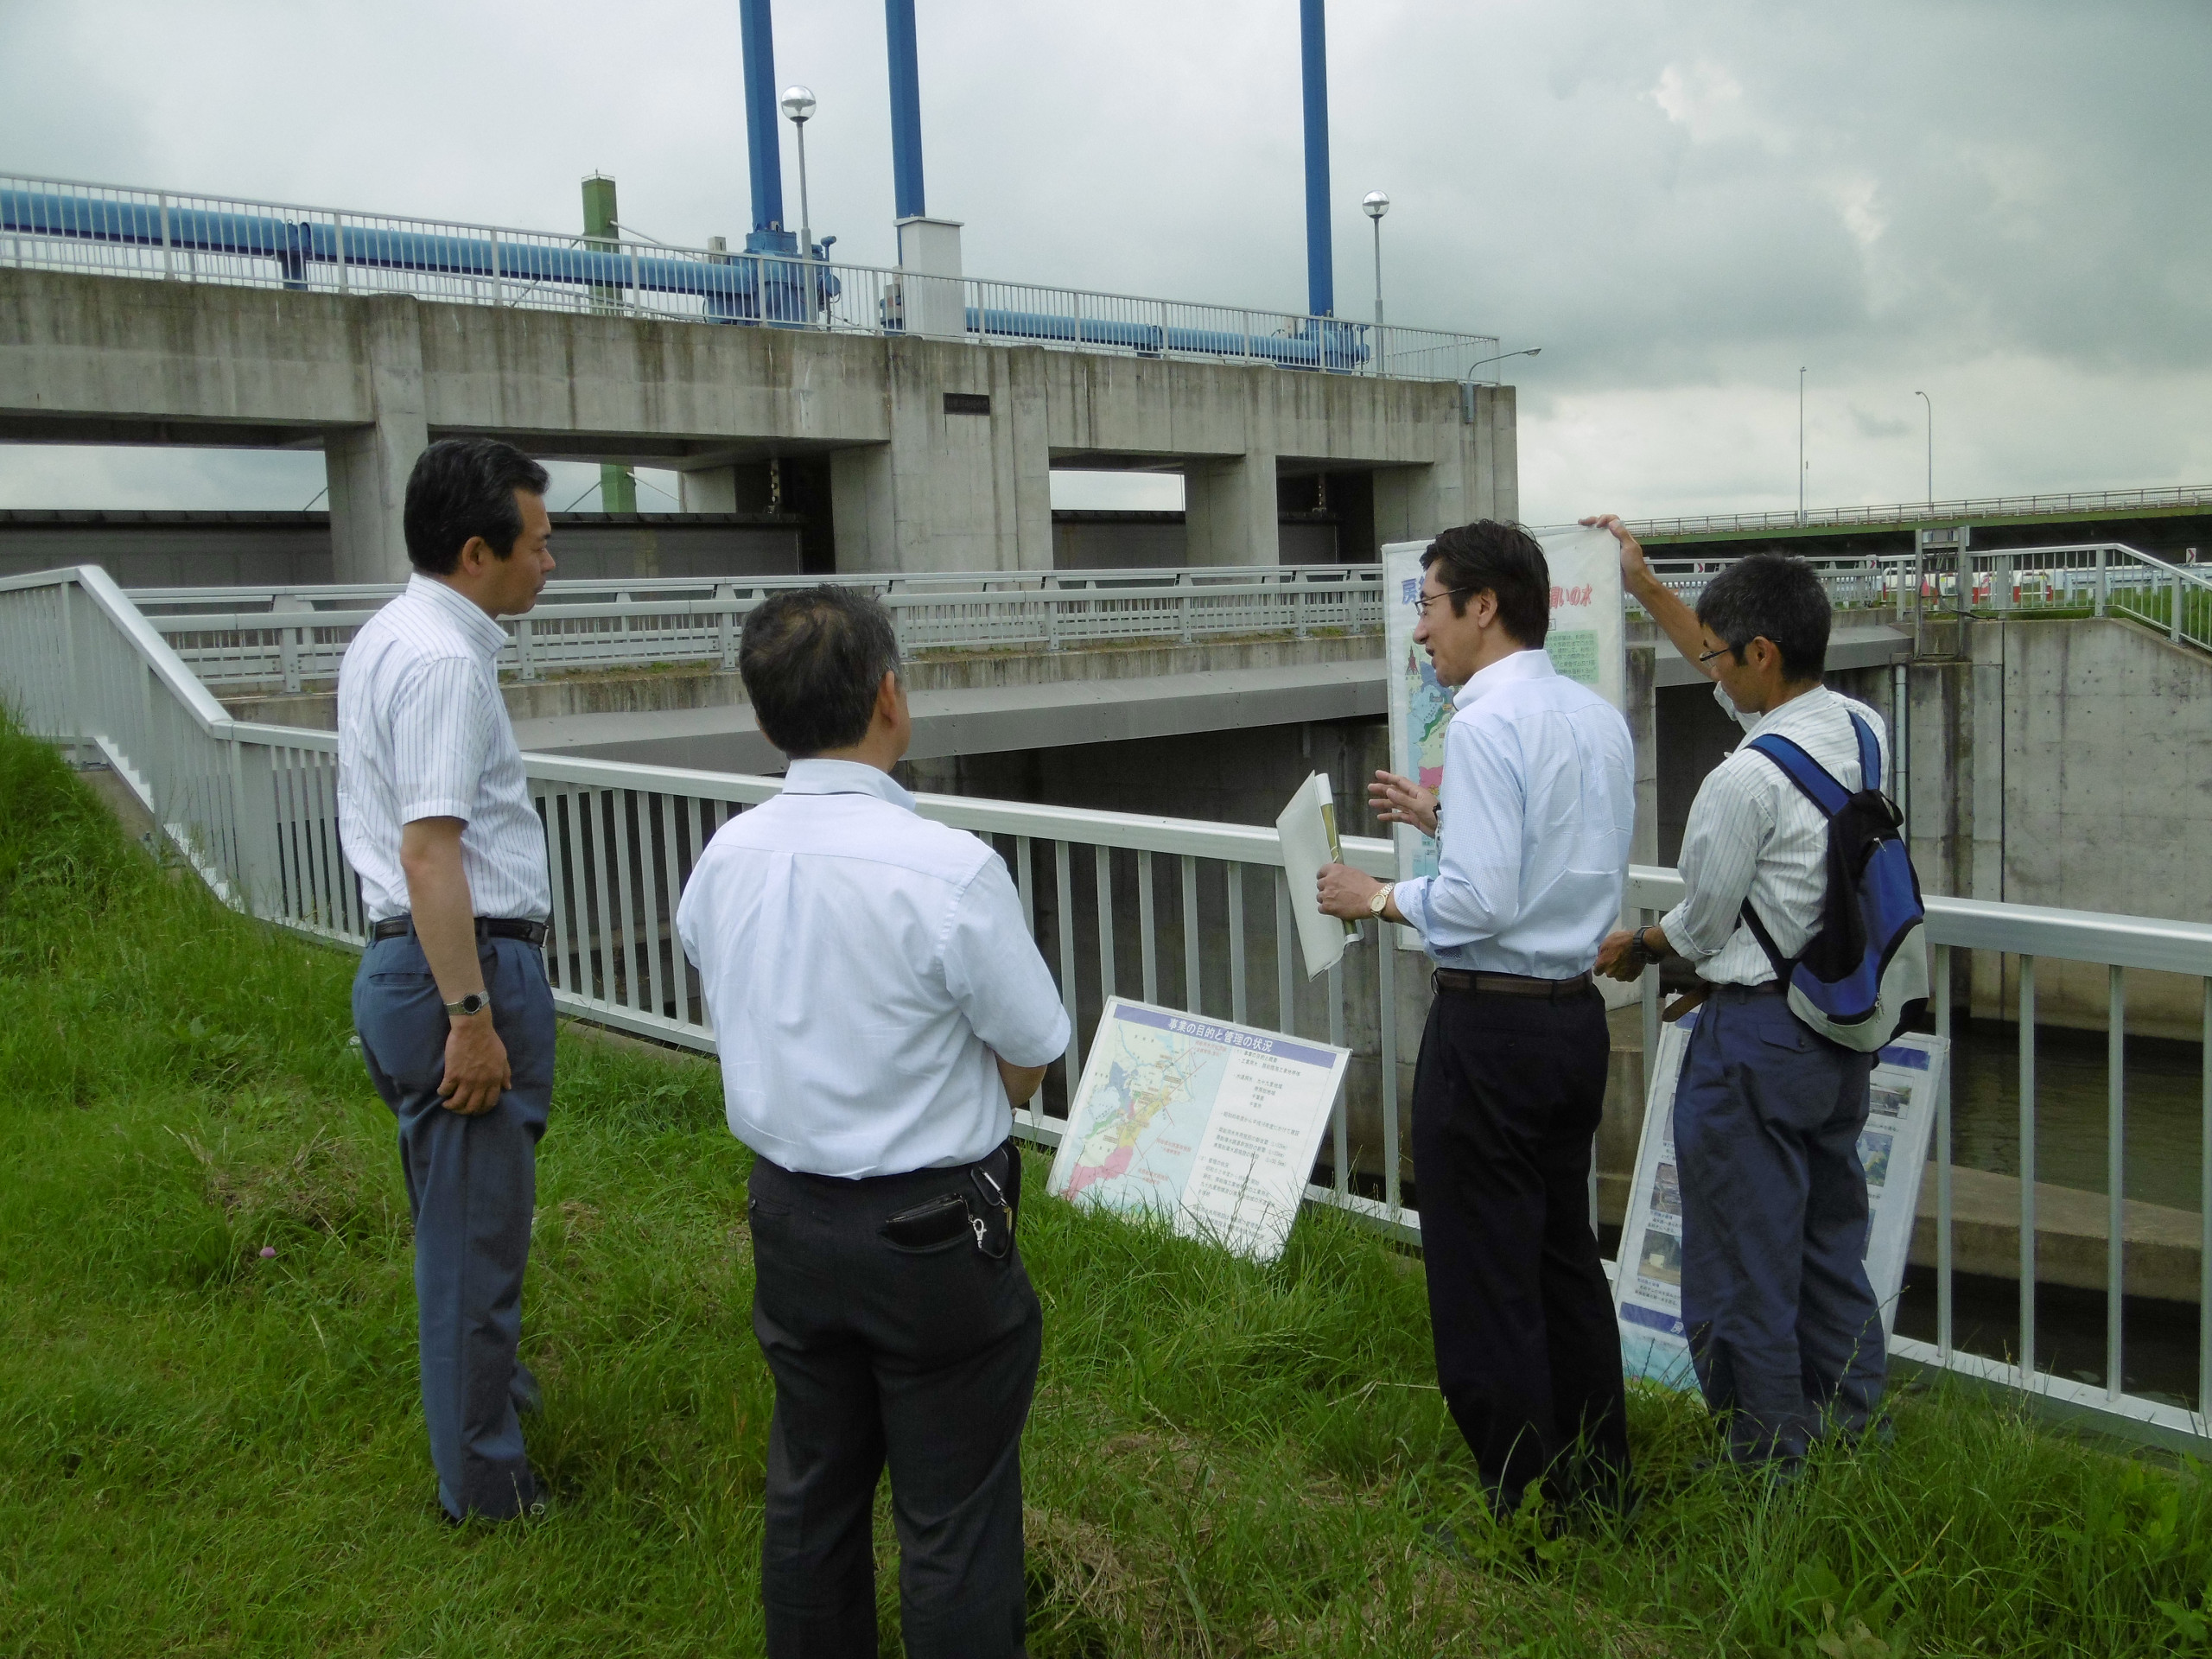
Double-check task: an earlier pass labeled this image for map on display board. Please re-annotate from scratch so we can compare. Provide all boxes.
[1046,998,1351,1262]
[1381,524,1627,945]
[1611,1022,1948,1388]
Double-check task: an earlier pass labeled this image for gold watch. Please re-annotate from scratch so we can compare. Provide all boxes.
[1366,885,1393,918]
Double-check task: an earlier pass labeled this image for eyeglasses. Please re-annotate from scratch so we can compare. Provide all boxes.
[1696,638,1759,666]
[1413,587,1476,619]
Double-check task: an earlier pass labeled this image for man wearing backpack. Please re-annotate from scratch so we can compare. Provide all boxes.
[1589,520,1896,1471]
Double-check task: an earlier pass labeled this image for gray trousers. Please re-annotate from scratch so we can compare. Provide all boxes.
[747,1147,1040,1659]
[1675,986,1886,1464]
[353,929,554,1520]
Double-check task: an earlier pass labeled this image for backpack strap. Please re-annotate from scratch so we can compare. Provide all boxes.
[1738,897,1795,984]
[1745,734,1853,816]
[1850,713,1881,795]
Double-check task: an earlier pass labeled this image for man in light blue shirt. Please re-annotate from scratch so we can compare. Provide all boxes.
[1319,521,1636,1528]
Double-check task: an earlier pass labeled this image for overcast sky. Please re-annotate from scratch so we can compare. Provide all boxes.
[3,0,2205,522]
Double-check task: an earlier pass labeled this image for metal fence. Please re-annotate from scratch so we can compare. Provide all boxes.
[1,174,1501,385]
[130,566,1385,693]
[1630,484,2212,539]
[5,562,2211,1453]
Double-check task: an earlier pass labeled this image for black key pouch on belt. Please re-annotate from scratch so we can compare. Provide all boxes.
[877,1145,1018,1259]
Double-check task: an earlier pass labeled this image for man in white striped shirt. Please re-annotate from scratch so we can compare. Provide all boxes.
[339,437,557,1522]
[1592,518,1890,1471]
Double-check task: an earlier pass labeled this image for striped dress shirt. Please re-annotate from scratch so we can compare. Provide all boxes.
[336,573,550,924]
[1660,683,1890,986]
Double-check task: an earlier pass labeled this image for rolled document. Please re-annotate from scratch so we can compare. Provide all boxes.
[1274,771,1359,980]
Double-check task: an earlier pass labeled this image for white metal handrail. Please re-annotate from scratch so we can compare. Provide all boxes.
[4,563,2209,1452]
[139,569,1388,692]
[1631,484,2212,538]
[1,173,1501,385]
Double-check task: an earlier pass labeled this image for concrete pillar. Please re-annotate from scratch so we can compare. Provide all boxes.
[830,445,896,573]
[1625,645,1661,870]
[1183,450,1279,566]
[323,294,427,584]
[678,467,740,513]
[1370,462,1440,547]
[999,346,1053,572]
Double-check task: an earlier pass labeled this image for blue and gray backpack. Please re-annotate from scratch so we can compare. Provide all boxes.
[1739,712,1929,1052]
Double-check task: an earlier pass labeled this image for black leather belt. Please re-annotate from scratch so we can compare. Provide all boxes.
[1432,968,1594,1000]
[371,915,548,948]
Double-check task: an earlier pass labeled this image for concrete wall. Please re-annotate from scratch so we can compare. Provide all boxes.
[0,269,1514,586]
[1966,618,2212,1037]
[0,509,803,587]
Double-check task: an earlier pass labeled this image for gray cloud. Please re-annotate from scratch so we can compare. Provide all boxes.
[2,0,2204,520]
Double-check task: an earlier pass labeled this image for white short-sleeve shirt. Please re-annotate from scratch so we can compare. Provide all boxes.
[1659,682,1890,986]
[336,573,550,924]
[675,760,1071,1179]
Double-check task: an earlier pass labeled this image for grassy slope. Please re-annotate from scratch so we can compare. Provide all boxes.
[4,717,2212,1657]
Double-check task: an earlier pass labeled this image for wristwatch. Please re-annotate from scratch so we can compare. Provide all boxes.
[1366,884,1394,918]
[444,991,492,1019]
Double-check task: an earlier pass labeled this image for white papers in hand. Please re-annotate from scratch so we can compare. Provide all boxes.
[1274,771,1357,980]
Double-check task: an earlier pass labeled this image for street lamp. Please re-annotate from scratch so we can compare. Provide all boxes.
[1467,346,1541,370]
[1798,366,1808,526]
[780,84,817,259]
[1363,191,1389,329]
[1916,390,1933,505]
[1459,348,1541,421]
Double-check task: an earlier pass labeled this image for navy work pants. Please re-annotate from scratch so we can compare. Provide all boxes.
[1409,982,1631,1515]
[353,929,555,1521]
[747,1147,1040,1659]
[1675,985,1886,1464]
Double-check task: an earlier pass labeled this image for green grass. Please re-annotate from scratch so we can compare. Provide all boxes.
[8,714,2212,1656]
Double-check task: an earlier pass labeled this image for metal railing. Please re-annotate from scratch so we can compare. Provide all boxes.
[1635,555,1895,618]
[1630,484,2212,539]
[0,174,1501,385]
[5,561,2211,1453]
[129,566,1385,693]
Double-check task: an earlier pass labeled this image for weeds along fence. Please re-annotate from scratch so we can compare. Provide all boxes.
[5,563,2212,1456]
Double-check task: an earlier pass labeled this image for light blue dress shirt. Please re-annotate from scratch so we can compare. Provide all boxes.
[1391,648,1637,979]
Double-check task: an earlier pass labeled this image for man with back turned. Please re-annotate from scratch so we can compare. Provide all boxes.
[338,437,558,1522]
[1315,521,1637,1528]
[677,586,1070,1657]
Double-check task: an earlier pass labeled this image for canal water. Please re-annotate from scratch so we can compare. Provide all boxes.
[1900,1017,2205,1408]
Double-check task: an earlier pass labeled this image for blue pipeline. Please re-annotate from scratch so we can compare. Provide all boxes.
[739,0,786,240]
[1300,0,1333,319]
[1,188,1367,365]
[885,0,926,219]
[0,189,836,321]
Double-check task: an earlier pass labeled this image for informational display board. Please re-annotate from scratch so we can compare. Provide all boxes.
[1381,524,1626,947]
[1046,998,1352,1262]
[1612,1021,1948,1389]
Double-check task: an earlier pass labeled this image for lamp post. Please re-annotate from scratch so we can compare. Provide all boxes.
[1916,390,1933,505]
[1459,347,1541,422]
[780,85,817,321]
[1798,365,1808,526]
[1363,191,1389,331]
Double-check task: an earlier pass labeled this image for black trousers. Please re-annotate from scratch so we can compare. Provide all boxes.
[1409,982,1630,1513]
[747,1145,1041,1659]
